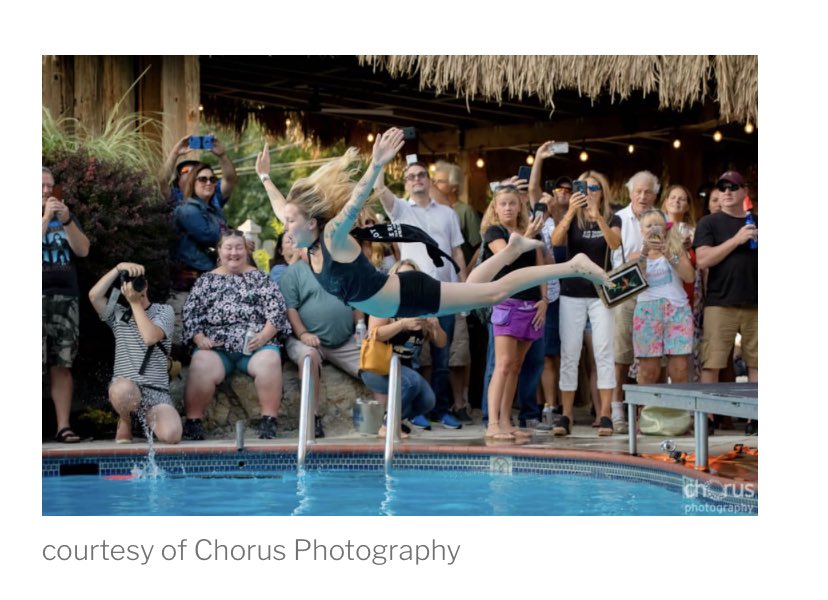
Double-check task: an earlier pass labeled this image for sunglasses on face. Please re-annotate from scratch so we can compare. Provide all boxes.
[404,172,429,181]
[587,184,602,192]
[196,175,218,184]
[716,182,742,192]
[555,187,572,194]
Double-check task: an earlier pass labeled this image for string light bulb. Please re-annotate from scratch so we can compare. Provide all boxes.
[673,139,682,149]
[628,144,635,154]
[713,130,723,142]
[198,104,204,112]
[526,155,535,165]
[476,157,485,168]
[285,118,291,127]
[744,122,755,134]
[367,133,375,142]
[428,164,437,173]
[579,150,589,162]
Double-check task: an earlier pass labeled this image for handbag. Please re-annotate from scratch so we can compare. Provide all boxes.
[359,327,393,375]
[594,239,649,308]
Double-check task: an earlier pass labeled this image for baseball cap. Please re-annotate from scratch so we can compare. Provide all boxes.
[554,176,573,189]
[716,170,744,186]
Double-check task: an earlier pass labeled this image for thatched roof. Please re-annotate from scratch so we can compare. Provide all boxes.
[359,55,757,125]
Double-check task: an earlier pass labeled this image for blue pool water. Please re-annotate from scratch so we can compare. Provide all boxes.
[42,469,753,516]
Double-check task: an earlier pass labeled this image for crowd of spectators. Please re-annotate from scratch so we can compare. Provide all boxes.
[42,133,758,444]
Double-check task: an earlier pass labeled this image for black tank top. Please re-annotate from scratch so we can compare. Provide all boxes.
[313,236,389,303]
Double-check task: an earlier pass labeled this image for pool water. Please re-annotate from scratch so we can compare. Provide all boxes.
[42,469,750,516]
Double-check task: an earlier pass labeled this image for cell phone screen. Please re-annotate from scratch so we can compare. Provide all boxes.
[518,166,532,181]
[573,180,587,195]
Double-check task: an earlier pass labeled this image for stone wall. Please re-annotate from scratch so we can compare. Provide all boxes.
[169,361,375,438]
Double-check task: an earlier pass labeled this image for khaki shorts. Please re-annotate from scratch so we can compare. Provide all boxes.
[613,298,636,365]
[700,306,758,370]
[286,335,361,379]
[419,314,471,368]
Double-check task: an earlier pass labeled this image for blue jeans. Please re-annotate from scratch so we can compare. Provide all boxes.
[427,314,455,419]
[360,366,436,420]
[481,323,544,425]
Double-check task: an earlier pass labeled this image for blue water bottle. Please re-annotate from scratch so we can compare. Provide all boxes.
[744,212,757,250]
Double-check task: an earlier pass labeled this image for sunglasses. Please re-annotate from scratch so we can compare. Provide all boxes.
[555,186,573,194]
[587,184,602,192]
[494,184,519,192]
[716,182,742,192]
[196,175,218,184]
[404,172,429,181]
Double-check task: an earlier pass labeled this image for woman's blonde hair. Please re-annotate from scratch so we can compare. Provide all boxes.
[640,209,684,260]
[286,148,363,226]
[660,184,697,227]
[388,258,421,275]
[480,187,528,236]
[575,170,614,231]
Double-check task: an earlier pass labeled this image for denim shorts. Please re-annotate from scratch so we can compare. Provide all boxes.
[196,343,281,376]
[491,298,544,342]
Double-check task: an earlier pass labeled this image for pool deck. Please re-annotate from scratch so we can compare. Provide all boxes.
[42,407,758,484]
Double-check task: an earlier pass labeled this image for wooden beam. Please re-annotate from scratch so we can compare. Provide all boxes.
[73,56,105,135]
[42,55,74,122]
[161,56,200,157]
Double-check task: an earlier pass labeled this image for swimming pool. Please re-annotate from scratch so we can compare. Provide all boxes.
[42,448,757,516]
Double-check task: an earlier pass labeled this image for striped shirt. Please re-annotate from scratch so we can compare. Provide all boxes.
[103,303,174,389]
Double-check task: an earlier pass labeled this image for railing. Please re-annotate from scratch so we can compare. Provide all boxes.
[384,355,402,474]
[297,355,316,469]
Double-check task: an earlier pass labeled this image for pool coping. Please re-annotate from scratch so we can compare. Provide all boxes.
[42,443,757,491]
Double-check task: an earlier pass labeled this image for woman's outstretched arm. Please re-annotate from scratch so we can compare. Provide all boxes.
[326,128,405,248]
[256,142,288,223]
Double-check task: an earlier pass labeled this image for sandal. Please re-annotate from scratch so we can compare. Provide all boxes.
[54,427,81,443]
[597,416,614,437]
[552,416,570,437]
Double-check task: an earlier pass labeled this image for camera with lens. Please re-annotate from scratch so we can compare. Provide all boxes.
[118,270,147,293]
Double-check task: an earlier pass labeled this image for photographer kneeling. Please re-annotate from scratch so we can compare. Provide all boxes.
[89,263,182,444]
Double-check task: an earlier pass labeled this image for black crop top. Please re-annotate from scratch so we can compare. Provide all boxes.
[313,236,389,303]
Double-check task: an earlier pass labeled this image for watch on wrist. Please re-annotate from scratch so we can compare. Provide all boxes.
[259,173,271,184]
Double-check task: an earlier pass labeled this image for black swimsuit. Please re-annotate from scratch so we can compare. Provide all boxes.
[313,236,443,317]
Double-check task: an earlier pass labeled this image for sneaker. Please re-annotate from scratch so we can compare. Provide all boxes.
[450,406,473,424]
[438,413,463,429]
[314,415,325,439]
[182,418,205,441]
[613,418,629,434]
[409,415,432,430]
[258,416,278,440]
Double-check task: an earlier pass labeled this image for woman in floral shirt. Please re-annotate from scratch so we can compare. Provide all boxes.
[182,230,290,440]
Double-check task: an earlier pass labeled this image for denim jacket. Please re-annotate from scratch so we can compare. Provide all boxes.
[173,198,226,272]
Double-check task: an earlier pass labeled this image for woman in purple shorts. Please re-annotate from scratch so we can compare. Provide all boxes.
[630,210,695,384]
[480,185,546,441]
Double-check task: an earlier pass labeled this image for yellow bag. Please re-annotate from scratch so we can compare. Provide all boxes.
[359,328,393,375]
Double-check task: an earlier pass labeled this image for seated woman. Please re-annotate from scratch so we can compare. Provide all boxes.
[254,129,609,321]
[359,259,447,436]
[181,230,291,440]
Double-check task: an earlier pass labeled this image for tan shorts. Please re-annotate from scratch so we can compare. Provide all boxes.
[613,298,636,365]
[285,335,361,379]
[419,314,471,368]
[700,306,758,370]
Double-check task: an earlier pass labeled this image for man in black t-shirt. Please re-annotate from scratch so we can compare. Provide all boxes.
[693,170,758,385]
[42,167,90,443]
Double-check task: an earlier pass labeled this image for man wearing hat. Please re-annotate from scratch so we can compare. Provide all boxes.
[159,134,237,212]
[693,170,758,396]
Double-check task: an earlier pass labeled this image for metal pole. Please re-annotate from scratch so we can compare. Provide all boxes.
[297,355,315,468]
[628,402,637,456]
[384,355,402,474]
[695,411,708,471]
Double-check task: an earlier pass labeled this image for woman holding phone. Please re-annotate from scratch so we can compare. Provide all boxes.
[551,170,621,436]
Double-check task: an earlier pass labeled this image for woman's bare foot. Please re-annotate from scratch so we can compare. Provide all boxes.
[507,232,543,255]
[568,253,611,286]
[378,425,409,439]
[115,418,132,444]
[485,423,502,439]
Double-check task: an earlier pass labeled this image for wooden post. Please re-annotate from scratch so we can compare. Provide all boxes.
[42,55,74,123]
[161,56,201,158]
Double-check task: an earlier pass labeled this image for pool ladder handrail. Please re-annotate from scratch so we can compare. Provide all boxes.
[297,355,316,468]
[384,354,403,474]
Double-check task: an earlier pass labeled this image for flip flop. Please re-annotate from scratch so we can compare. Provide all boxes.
[54,427,81,443]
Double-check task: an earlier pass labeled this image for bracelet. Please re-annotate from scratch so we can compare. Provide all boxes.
[259,173,271,184]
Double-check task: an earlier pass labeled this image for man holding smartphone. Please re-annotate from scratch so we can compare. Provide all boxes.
[42,167,90,443]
